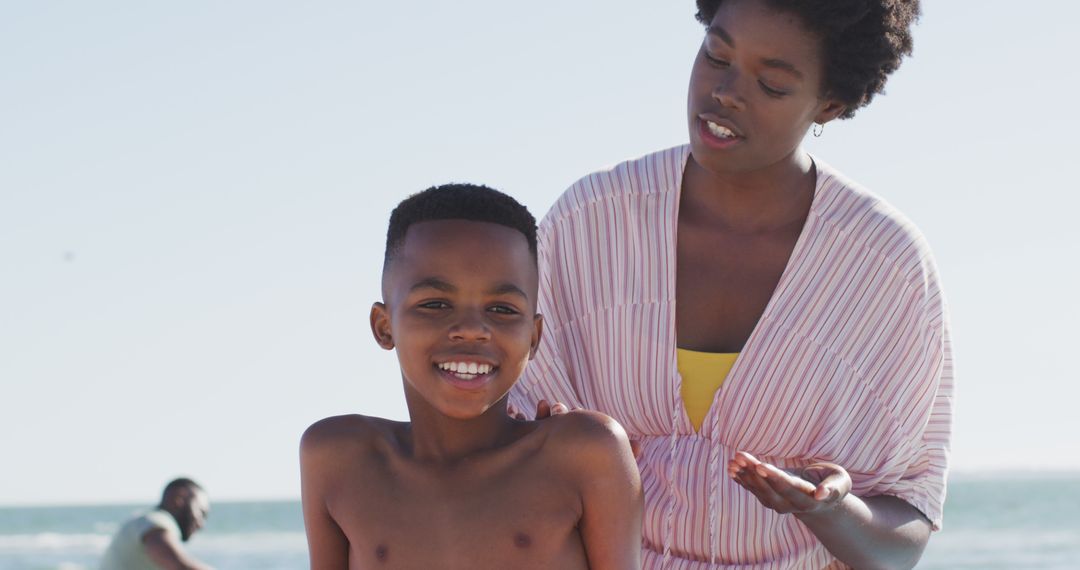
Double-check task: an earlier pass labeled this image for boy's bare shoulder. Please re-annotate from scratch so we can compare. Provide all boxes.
[539,410,634,468]
[543,409,628,440]
[300,414,403,458]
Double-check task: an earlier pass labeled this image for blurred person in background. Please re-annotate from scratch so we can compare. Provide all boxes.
[99,477,213,570]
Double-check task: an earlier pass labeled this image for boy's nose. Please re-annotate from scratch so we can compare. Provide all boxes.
[449,315,491,341]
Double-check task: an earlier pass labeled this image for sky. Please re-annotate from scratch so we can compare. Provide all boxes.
[1,1,1077,506]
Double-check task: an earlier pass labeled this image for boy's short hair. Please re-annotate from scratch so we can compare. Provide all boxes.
[384,183,538,266]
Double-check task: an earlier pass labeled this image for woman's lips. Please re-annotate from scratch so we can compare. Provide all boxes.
[697,117,744,149]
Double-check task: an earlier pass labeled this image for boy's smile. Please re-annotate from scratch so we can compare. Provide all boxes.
[436,359,496,386]
[372,219,542,421]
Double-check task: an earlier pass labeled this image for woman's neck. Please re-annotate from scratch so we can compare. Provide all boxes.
[681,149,816,234]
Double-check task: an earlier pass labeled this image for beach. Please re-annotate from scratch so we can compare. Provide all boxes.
[1,474,1077,569]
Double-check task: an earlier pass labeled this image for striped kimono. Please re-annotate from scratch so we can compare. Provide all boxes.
[510,145,954,569]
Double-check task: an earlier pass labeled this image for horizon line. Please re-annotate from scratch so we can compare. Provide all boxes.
[4,468,1080,509]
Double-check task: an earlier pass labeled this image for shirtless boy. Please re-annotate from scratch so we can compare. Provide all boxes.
[300,184,642,569]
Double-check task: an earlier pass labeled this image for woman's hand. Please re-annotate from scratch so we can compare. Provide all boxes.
[729,451,930,569]
[509,399,570,420]
[727,451,852,515]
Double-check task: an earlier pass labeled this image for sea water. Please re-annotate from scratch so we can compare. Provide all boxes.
[918,475,1080,569]
[1,475,1077,569]
[0,501,306,570]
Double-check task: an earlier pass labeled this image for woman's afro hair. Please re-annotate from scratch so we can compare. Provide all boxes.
[695,0,920,119]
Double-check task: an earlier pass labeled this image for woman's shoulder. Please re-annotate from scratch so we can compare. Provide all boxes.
[811,158,939,283]
[544,144,689,225]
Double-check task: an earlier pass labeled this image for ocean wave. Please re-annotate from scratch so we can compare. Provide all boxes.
[0,531,307,554]
[189,532,308,553]
[0,532,109,552]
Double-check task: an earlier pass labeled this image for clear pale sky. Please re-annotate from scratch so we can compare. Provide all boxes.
[2,1,1077,506]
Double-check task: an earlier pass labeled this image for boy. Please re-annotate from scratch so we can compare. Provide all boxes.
[300,184,642,569]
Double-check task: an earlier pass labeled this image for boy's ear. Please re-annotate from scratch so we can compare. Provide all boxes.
[370,302,394,350]
[528,314,544,359]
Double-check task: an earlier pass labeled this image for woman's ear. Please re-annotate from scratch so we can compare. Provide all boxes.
[370,302,394,350]
[813,99,847,126]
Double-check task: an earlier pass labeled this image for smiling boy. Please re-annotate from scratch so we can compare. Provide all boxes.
[300,184,642,569]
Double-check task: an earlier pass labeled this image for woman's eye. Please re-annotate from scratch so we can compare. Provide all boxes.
[704,53,729,67]
[758,80,788,98]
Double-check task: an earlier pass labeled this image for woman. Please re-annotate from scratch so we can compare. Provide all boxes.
[510,0,951,568]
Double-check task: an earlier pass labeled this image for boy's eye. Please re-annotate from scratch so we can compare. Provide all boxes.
[758,80,788,98]
[418,301,450,310]
[488,305,520,315]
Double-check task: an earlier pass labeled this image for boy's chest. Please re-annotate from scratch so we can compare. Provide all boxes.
[332,458,586,569]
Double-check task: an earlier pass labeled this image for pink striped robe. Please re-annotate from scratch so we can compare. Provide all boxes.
[510,145,953,569]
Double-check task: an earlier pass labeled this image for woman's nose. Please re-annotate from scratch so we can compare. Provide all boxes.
[712,76,746,110]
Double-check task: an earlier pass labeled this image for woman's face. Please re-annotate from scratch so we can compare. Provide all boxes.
[687,0,845,175]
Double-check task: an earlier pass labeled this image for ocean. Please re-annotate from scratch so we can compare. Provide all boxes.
[1,475,1077,569]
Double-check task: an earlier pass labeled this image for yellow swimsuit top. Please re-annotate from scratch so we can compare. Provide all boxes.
[677,348,739,431]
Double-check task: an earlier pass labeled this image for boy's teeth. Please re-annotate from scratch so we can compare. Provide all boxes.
[437,362,493,375]
[707,121,736,138]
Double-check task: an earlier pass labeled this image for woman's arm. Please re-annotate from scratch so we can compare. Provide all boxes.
[724,221,952,569]
[729,452,931,570]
